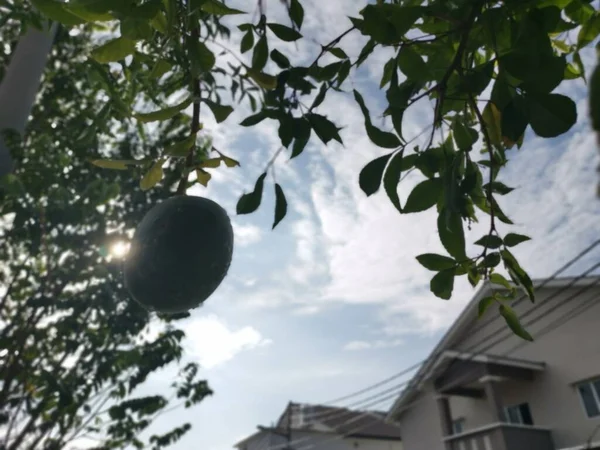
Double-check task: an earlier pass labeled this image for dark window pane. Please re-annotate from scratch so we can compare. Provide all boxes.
[593,380,600,400]
[519,403,534,425]
[452,419,465,434]
[506,406,521,424]
[578,383,600,418]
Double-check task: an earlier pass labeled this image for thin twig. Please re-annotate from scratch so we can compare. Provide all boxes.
[176,25,202,195]
[309,26,356,68]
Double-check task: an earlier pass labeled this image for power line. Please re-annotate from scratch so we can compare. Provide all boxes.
[298,277,600,450]
[308,258,600,426]
[258,243,600,450]
[390,272,600,420]
[268,279,597,450]
[312,238,600,421]
[399,241,600,405]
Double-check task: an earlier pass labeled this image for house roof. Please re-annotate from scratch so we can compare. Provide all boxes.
[295,404,402,440]
[234,403,402,449]
[386,275,600,421]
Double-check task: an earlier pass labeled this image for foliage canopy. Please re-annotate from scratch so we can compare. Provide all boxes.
[3,0,600,338]
[0,9,211,449]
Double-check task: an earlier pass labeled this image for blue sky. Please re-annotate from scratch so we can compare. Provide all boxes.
[96,1,600,449]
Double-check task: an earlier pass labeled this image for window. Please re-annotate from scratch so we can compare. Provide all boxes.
[452,418,466,435]
[577,379,600,418]
[503,403,534,425]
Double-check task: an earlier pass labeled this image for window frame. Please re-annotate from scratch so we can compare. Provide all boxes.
[576,378,600,419]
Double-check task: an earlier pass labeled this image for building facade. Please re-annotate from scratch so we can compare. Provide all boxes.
[387,277,600,450]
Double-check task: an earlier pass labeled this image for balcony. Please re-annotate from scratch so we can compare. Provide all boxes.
[444,422,554,450]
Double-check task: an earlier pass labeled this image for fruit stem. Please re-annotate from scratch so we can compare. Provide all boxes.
[176,26,202,196]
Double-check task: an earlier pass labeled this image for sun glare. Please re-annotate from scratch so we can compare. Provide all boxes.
[110,241,130,259]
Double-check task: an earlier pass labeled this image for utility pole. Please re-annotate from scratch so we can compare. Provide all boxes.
[0,19,57,177]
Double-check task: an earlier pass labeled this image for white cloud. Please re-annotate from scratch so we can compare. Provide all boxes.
[183,315,271,369]
[344,339,404,351]
[231,221,263,247]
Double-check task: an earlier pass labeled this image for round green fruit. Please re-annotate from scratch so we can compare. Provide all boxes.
[124,195,234,314]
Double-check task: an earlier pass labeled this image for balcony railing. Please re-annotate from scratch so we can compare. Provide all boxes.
[443,422,554,450]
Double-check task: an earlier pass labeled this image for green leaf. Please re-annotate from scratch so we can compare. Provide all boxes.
[267,23,302,42]
[482,252,501,268]
[198,158,221,168]
[577,12,600,49]
[397,46,428,81]
[120,18,153,40]
[203,100,233,123]
[482,102,503,149]
[329,47,348,59]
[484,181,514,195]
[278,115,294,148]
[438,209,466,261]
[307,113,342,145]
[135,0,163,19]
[201,0,245,15]
[490,273,513,291]
[64,3,113,21]
[359,153,393,196]
[474,234,503,249]
[380,58,397,88]
[478,296,495,318]
[452,119,478,152]
[353,90,401,149]
[240,30,254,53]
[91,159,142,170]
[504,233,531,247]
[252,36,269,71]
[91,37,136,63]
[383,150,416,212]
[501,95,528,144]
[311,84,327,110]
[289,0,304,29]
[526,93,577,138]
[140,158,165,190]
[134,98,192,123]
[246,67,277,90]
[430,269,455,300]
[222,155,240,168]
[499,304,533,341]
[271,49,290,68]
[196,169,211,187]
[403,178,443,213]
[272,183,287,229]
[240,110,268,126]
[237,173,267,215]
[165,134,196,157]
[416,254,456,271]
[291,118,311,158]
[565,0,595,24]
[389,6,420,36]
[501,249,535,302]
[150,59,172,78]
[31,0,86,25]
[190,42,216,74]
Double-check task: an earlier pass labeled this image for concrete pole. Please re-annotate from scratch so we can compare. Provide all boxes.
[0,21,58,177]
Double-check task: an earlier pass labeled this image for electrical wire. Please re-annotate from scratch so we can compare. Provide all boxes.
[290,279,600,450]
[305,239,600,425]
[254,243,600,450]
[301,249,600,426]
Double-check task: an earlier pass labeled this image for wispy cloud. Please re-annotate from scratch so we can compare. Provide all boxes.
[183,314,271,369]
[344,339,404,351]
